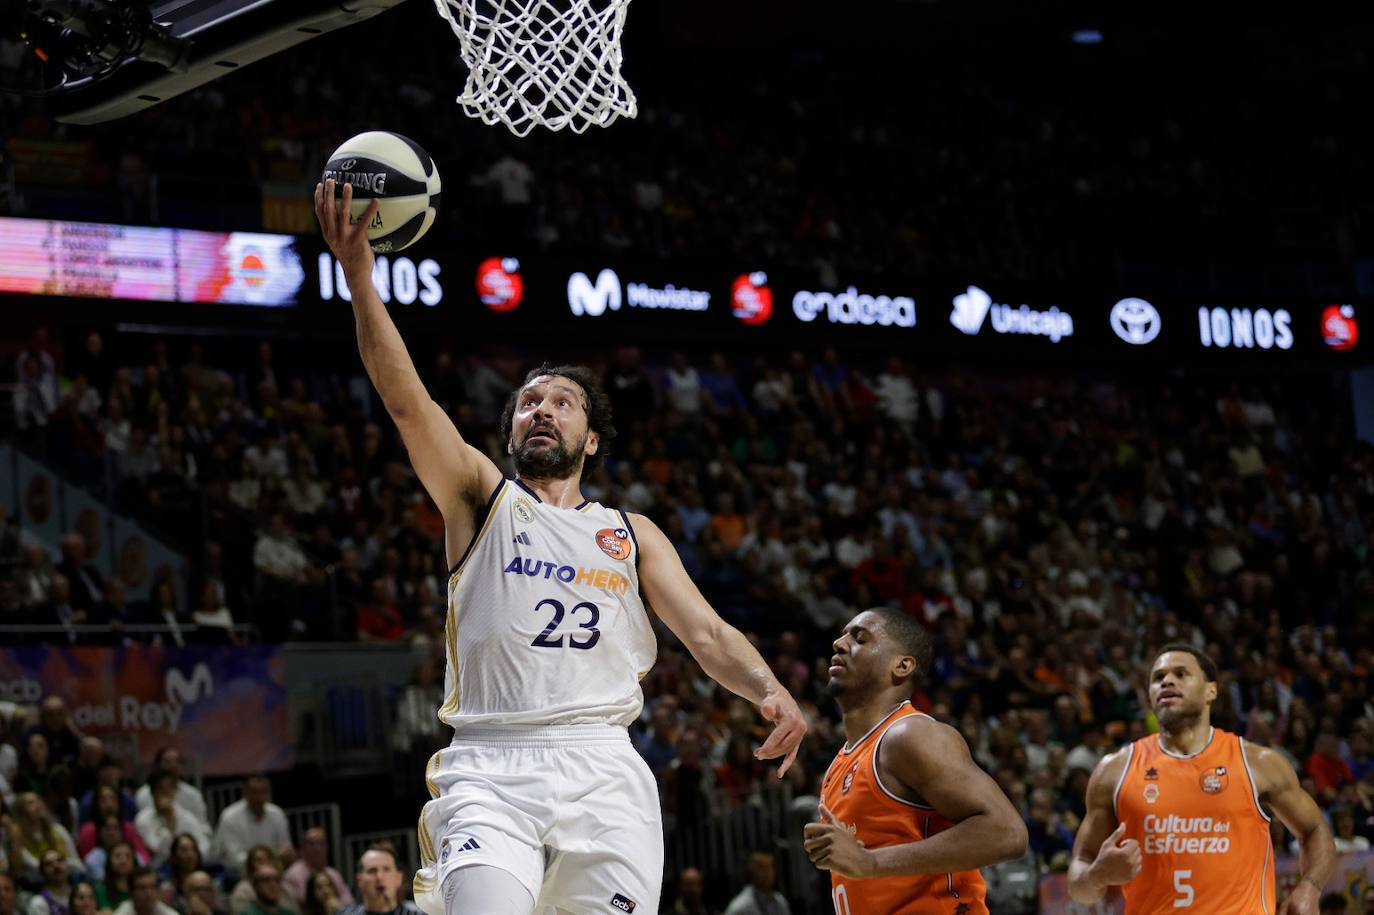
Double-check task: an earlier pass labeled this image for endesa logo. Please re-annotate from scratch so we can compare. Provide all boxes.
[318,253,442,306]
[731,272,773,325]
[1321,305,1358,352]
[950,285,1073,342]
[1197,307,1293,350]
[792,286,916,327]
[476,257,524,312]
[567,268,709,318]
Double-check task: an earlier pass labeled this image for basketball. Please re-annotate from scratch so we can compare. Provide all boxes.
[321,130,441,253]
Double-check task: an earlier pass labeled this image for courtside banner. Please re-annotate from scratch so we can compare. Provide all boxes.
[0,645,291,775]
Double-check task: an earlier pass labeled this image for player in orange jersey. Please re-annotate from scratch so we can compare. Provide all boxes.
[1068,643,1336,914]
[805,608,1028,915]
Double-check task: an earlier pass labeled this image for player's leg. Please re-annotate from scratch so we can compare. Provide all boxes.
[414,743,554,915]
[538,740,664,914]
[443,864,537,915]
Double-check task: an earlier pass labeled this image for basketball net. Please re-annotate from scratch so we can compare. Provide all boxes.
[432,0,637,136]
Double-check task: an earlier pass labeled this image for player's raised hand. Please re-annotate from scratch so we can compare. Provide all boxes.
[755,688,807,777]
[314,178,379,280]
[1091,822,1142,886]
[804,802,872,878]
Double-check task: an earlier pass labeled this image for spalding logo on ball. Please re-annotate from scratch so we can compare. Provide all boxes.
[323,131,442,253]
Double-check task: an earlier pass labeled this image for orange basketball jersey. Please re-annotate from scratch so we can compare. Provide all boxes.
[820,703,988,915]
[1114,728,1275,914]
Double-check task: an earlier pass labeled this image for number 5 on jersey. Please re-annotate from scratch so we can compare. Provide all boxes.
[1173,870,1193,908]
[531,598,601,649]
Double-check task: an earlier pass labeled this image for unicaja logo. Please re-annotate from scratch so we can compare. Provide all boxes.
[950,286,992,335]
[950,285,1074,343]
[567,269,622,317]
[1110,298,1161,345]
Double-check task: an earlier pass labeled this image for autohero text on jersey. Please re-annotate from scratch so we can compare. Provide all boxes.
[503,555,632,595]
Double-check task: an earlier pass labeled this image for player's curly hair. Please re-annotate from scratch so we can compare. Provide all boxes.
[499,363,616,478]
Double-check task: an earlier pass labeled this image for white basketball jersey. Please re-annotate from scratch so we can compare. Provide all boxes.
[437,479,657,730]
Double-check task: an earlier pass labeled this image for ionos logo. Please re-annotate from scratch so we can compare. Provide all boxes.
[1322,304,1358,352]
[568,269,621,317]
[951,286,1074,342]
[792,286,916,327]
[1197,307,1293,350]
[476,257,524,312]
[731,272,773,325]
[318,254,441,306]
[568,269,710,317]
[1110,297,1162,345]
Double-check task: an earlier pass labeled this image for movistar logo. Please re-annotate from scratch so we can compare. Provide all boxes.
[567,269,622,317]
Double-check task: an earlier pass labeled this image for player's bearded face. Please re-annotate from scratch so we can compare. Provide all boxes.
[513,421,587,480]
[1150,656,1213,729]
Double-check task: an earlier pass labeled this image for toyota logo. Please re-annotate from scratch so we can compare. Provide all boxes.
[1110,297,1161,345]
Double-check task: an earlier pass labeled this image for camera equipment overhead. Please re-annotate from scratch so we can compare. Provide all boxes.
[4,0,409,124]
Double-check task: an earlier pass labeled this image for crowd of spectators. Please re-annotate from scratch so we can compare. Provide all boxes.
[4,325,1374,911]
[1,8,1369,295]
[0,695,427,915]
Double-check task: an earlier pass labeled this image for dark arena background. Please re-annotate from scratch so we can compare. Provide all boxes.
[1,2,1373,913]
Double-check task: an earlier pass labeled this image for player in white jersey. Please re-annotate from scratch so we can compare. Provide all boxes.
[317,182,807,915]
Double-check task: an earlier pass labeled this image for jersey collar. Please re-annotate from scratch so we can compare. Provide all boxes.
[1157,726,1215,759]
[842,701,911,755]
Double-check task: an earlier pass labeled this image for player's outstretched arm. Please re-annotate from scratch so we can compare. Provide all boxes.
[315,179,502,556]
[631,512,806,776]
[805,716,1027,878]
[1067,749,1138,903]
[1251,744,1336,915]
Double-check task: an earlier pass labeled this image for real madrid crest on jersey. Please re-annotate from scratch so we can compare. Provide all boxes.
[513,496,535,524]
[595,527,632,560]
[1200,766,1228,794]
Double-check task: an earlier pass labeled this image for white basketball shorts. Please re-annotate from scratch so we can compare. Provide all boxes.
[413,724,663,915]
